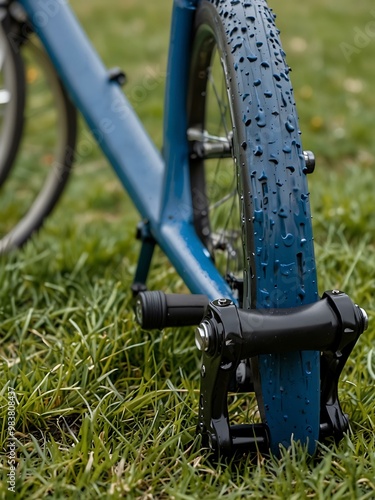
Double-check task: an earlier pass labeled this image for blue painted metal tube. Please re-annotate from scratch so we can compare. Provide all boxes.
[157,220,235,301]
[157,0,234,300]
[19,0,164,224]
[18,0,234,301]
[160,0,197,221]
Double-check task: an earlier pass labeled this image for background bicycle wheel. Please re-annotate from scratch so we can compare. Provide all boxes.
[0,33,76,252]
[0,0,374,498]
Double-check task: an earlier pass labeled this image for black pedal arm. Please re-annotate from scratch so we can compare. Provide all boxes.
[196,291,368,456]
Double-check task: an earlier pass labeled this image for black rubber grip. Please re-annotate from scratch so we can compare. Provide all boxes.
[135,291,209,329]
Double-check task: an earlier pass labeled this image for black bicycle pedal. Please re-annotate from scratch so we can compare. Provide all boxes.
[135,291,209,330]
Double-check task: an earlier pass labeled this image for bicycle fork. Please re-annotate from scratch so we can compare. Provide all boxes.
[136,289,368,457]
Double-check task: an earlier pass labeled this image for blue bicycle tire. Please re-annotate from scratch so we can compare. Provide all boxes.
[189,0,320,454]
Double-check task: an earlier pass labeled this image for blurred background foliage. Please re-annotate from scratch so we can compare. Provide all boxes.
[67,0,375,251]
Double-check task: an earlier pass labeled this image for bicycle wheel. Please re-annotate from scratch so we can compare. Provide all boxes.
[0,30,77,253]
[0,19,25,187]
[187,0,320,454]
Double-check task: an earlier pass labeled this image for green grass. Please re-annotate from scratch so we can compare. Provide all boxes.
[1,0,375,498]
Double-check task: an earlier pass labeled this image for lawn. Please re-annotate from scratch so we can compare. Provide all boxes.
[0,0,374,498]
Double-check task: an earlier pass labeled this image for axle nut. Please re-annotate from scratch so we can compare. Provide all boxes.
[303,150,315,174]
[195,321,212,352]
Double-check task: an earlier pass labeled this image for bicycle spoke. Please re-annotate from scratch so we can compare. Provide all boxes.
[203,52,243,277]
[209,187,236,211]
[206,53,241,277]
[189,32,242,288]
[208,67,229,139]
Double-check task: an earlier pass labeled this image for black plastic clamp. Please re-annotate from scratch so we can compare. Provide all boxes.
[195,291,367,456]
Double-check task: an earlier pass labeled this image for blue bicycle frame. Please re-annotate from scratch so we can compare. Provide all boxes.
[18,0,232,301]
[17,0,321,454]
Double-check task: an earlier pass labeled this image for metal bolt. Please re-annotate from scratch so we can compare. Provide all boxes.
[195,321,212,352]
[201,364,206,378]
[303,150,315,174]
[217,298,231,307]
[208,433,217,451]
[135,298,143,326]
[332,289,341,295]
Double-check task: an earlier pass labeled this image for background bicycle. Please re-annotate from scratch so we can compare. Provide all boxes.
[0,0,374,498]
